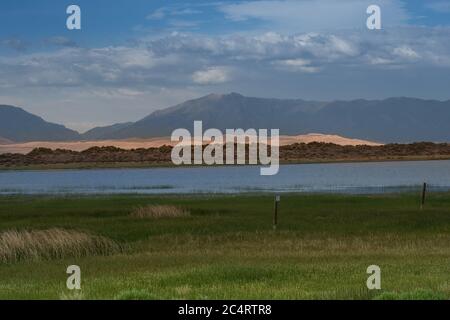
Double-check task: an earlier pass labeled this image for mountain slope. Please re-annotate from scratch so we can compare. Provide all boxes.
[309,98,450,142]
[109,93,325,139]
[99,93,450,143]
[81,122,133,140]
[0,105,80,142]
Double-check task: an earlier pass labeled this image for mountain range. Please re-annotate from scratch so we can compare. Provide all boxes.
[0,104,80,143]
[1,93,449,143]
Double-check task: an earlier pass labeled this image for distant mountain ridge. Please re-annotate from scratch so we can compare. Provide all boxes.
[1,94,450,143]
[92,93,450,143]
[0,105,80,143]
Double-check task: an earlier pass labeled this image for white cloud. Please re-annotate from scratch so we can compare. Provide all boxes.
[289,33,359,61]
[147,8,166,20]
[149,31,360,63]
[393,46,420,60]
[0,46,181,87]
[367,56,395,65]
[110,47,155,68]
[274,59,320,73]
[147,6,202,20]
[254,32,284,44]
[1,27,449,91]
[192,67,231,85]
[219,0,410,32]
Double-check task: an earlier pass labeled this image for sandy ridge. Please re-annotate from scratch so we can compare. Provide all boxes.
[0,133,382,155]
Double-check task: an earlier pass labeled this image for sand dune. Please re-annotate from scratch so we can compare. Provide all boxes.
[0,134,382,155]
[278,134,382,146]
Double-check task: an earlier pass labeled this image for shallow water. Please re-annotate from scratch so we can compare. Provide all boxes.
[1,160,450,195]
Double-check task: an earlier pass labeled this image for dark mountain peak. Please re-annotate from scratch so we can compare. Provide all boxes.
[0,104,35,116]
[0,105,81,142]
[144,92,247,120]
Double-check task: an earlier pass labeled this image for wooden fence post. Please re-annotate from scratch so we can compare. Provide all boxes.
[420,182,427,210]
[273,195,280,230]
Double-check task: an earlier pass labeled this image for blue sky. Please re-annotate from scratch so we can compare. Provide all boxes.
[1,0,449,44]
[0,0,449,131]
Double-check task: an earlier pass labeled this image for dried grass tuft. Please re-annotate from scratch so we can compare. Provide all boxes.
[0,228,120,263]
[130,205,190,219]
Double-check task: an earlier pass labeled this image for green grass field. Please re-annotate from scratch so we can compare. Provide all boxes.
[0,193,449,300]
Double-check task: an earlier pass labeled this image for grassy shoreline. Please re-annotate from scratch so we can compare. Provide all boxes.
[1,192,449,299]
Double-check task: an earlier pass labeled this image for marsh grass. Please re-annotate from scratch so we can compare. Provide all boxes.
[1,193,450,299]
[130,205,190,219]
[0,228,120,263]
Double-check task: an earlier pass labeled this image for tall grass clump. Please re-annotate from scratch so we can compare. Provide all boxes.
[0,228,120,264]
[130,205,190,219]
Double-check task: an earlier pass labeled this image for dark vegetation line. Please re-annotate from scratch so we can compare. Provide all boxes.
[0,142,449,169]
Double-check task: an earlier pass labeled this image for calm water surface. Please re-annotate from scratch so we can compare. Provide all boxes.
[1,160,450,195]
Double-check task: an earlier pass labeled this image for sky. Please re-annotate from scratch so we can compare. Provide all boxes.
[0,0,449,132]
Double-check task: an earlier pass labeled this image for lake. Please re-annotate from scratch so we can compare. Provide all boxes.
[1,160,450,195]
